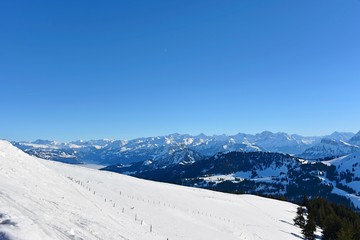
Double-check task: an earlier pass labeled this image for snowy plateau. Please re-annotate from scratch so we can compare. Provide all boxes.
[0,140,305,240]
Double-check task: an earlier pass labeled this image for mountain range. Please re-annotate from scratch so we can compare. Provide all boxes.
[11,131,359,166]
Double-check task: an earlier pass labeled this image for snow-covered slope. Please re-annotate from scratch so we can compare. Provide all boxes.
[325,152,360,192]
[323,152,360,207]
[0,140,303,240]
[299,138,360,160]
[326,152,360,176]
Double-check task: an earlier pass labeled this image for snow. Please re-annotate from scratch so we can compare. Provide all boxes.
[0,140,303,240]
[202,174,244,183]
[325,152,360,170]
[183,138,194,145]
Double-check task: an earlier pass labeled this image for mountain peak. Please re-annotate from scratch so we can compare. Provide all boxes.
[260,130,274,135]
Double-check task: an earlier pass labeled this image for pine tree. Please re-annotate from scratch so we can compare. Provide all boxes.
[294,206,306,228]
[303,212,316,240]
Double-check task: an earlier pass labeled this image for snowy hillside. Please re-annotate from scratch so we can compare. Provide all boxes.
[326,152,360,174]
[0,140,303,240]
[325,152,360,195]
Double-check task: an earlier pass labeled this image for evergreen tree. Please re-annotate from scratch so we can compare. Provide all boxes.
[301,197,360,240]
[302,212,316,240]
[293,206,306,228]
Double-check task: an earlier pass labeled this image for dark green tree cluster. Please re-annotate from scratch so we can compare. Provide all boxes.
[298,197,360,240]
[294,206,306,228]
[294,204,316,240]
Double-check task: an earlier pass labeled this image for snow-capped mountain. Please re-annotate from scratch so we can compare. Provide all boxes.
[12,131,357,165]
[244,131,319,154]
[12,133,264,165]
[298,138,360,160]
[348,131,360,146]
[0,140,304,240]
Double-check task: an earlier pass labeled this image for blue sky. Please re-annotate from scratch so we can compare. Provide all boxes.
[1,0,360,141]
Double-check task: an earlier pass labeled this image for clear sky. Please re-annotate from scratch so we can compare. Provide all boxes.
[1,0,360,142]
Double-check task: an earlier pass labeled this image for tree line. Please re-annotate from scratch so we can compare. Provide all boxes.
[294,196,360,240]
